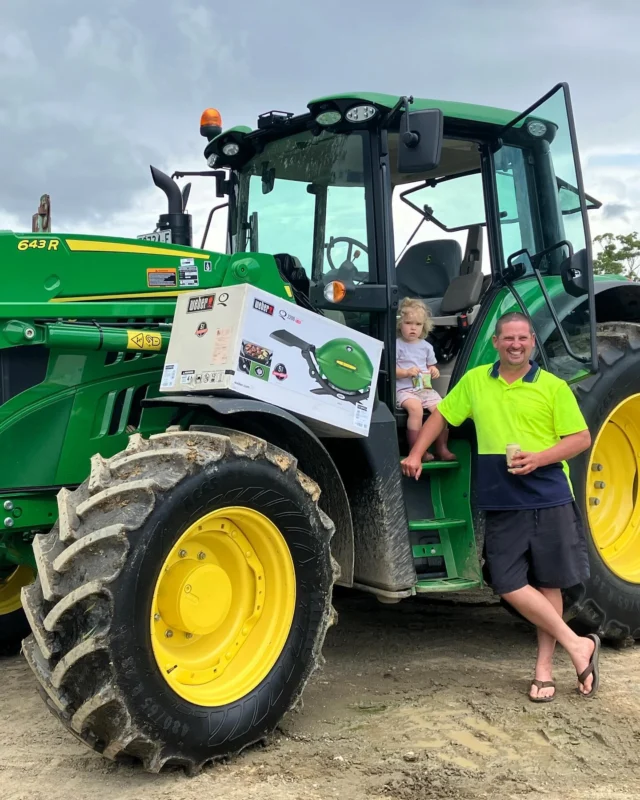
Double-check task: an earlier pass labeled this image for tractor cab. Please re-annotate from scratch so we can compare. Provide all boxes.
[205,85,599,421]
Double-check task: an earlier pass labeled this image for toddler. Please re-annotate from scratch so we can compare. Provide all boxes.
[396,297,455,461]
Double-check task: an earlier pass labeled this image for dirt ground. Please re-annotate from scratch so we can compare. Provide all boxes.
[2,591,640,800]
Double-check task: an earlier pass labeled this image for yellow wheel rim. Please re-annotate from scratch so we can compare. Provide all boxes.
[151,507,296,706]
[0,566,34,616]
[587,393,640,583]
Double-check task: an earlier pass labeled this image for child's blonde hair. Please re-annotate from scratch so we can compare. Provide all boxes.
[397,297,433,339]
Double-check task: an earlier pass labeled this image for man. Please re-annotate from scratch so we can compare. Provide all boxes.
[401,312,600,701]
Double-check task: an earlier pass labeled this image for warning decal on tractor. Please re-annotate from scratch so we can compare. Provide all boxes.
[147,268,177,287]
[127,330,163,351]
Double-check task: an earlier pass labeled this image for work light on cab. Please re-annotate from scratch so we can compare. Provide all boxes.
[222,142,240,156]
[345,104,377,123]
[526,120,547,137]
[200,108,223,140]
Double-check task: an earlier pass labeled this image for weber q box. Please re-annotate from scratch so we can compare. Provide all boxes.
[160,284,383,437]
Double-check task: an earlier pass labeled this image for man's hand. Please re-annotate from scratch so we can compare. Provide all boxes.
[509,451,545,476]
[428,365,440,379]
[401,452,423,480]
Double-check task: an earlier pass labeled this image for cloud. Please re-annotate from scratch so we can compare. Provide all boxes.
[602,203,632,221]
[1,0,639,250]
[0,1,250,229]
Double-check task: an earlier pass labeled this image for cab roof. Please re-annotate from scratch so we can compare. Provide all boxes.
[309,92,519,127]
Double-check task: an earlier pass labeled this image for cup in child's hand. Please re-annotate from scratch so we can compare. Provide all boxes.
[506,443,521,469]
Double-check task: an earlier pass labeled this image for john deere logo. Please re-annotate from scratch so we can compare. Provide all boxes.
[425,254,432,264]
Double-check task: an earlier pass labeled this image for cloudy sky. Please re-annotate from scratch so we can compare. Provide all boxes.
[1,0,639,258]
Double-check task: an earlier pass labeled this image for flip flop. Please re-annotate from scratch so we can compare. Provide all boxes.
[576,633,601,698]
[529,679,556,703]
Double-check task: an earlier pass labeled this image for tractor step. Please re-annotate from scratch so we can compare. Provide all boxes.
[415,577,482,593]
[419,460,459,471]
[409,518,466,532]
[406,439,482,592]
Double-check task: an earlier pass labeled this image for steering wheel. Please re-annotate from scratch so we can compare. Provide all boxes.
[325,236,369,284]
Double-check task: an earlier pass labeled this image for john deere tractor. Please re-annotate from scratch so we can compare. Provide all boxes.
[2,84,639,772]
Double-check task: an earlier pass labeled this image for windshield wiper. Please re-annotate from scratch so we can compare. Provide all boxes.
[395,216,427,265]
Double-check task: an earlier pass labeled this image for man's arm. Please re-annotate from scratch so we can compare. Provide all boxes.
[510,429,591,476]
[400,408,447,479]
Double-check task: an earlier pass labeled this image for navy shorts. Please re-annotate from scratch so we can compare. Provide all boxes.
[483,501,590,595]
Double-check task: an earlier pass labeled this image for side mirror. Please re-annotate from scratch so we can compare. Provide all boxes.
[397,108,443,174]
[560,247,589,298]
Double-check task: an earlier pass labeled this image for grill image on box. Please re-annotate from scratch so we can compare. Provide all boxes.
[269,330,374,402]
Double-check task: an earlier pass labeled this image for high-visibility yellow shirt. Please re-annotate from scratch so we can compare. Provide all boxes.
[438,361,588,510]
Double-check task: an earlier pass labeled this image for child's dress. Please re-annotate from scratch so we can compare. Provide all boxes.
[396,338,444,409]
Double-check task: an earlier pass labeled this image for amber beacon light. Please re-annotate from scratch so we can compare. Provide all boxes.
[200,108,223,140]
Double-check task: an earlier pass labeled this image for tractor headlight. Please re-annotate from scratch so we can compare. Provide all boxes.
[315,110,342,126]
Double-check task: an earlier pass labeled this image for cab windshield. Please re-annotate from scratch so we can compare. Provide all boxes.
[235,130,374,282]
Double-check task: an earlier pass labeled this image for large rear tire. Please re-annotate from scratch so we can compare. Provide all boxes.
[566,322,640,641]
[21,428,337,773]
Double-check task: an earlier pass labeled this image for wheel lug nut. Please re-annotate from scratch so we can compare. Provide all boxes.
[154,613,160,621]
[179,549,187,558]
[185,633,193,639]
[594,481,606,489]
[197,551,206,560]
[184,585,192,593]
[589,497,600,506]
[591,463,603,472]
[165,630,173,638]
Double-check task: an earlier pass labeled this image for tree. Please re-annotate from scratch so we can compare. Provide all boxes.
[593,232,640,280]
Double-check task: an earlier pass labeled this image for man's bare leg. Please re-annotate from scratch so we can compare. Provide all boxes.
[502,585,596,695]
[530,587,563,699]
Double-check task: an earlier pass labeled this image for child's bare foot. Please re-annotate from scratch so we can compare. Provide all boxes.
[423,452,435,462]
[436,448,457,462]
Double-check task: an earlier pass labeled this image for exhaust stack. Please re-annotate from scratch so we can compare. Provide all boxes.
[150,165,193,247]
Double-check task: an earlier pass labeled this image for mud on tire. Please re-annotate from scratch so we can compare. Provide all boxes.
[20,428,337,773]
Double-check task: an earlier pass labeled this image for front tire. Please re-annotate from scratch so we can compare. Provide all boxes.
[21,428,337,773]
[567,323,640,641]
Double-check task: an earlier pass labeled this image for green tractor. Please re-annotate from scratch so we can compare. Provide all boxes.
[2,84,639,772]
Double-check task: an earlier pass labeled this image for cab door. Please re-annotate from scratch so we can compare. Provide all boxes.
[490,83,598,380]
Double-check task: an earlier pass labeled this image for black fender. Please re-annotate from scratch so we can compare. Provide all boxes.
[594,280,640,325]
[143,395,354,586]
[531,279,639,348]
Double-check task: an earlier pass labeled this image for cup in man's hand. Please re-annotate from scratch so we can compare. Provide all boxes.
[506,443,521,471]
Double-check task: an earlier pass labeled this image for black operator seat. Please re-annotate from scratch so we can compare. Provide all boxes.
[395,233,485,325]
[395,240,463,316]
